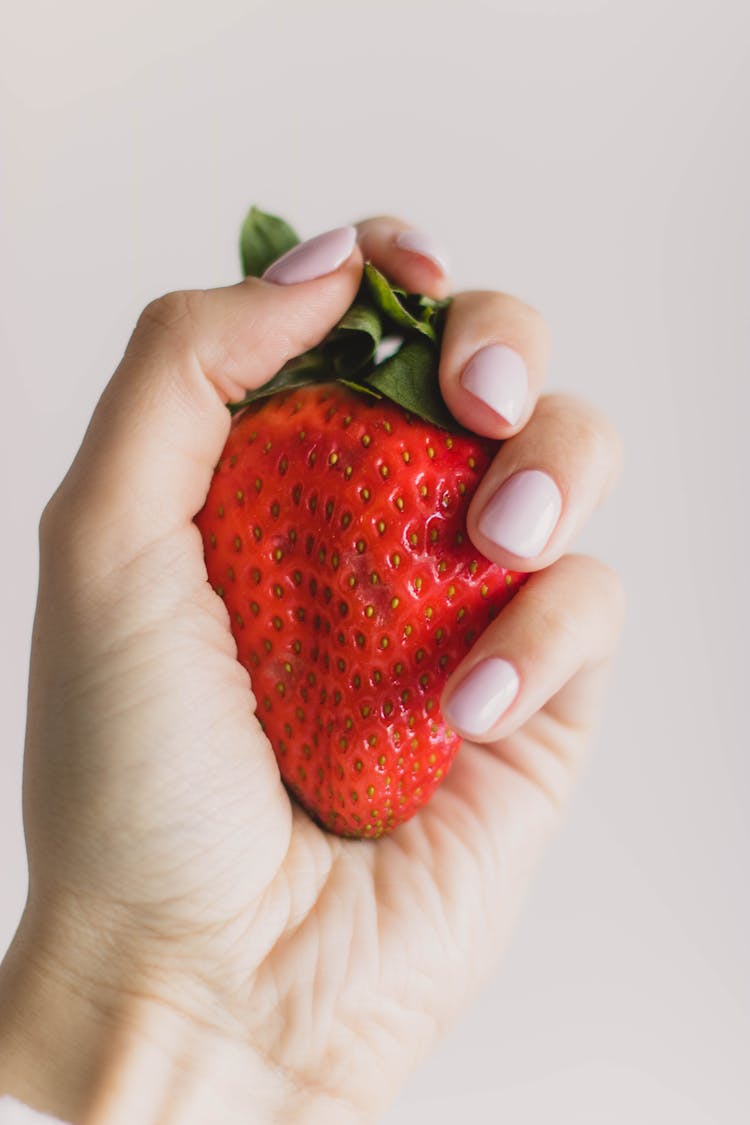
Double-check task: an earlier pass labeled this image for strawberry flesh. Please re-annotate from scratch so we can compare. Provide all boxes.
[195,384,524,837]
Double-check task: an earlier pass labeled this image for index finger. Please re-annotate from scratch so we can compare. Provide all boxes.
[355,215,452,299]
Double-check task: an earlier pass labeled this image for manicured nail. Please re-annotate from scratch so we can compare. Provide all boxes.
[461,344,528,426]
[478,470,562,559]
[444,658,520,737]
[263,226,357,284]
[394,229,450,274]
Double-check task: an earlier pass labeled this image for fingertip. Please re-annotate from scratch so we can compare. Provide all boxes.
[437,291,548,439]
[464,393,621,575]
[442,342,533,439]
[439,553,624,779]
[355,216,452,298]
[474,469,564,563]
[442,656,521,741]
[392,229,451,276]
[461,344,528,422]
[261,225,359,285]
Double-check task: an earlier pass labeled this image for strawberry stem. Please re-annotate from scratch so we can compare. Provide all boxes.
[231,207,462,432]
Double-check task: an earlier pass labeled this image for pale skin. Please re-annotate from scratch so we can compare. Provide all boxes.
[0,216,624,1124]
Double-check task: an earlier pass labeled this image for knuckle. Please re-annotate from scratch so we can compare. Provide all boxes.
[38,482,84,563]
[355,214,407,232]
[562,554,626,630]
[503,294,548,344]
[539,394,621,467]
[592,559,626,626]
[585,554,624,601]
[38,489,63,546]
[461,290,550,342]
[519,582,582,649]
[579,402,621,461]
[542,598,582,646]
[126,290,208,377]
[136,289,204,343]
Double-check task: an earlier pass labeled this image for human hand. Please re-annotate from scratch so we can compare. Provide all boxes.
[0,217,623,1124]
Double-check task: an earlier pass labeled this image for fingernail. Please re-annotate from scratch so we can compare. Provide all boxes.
[394,229,450,274]
[478,470,562,559]
[461,344,528,426]
[263,226,357,284]
[444,658,520,737]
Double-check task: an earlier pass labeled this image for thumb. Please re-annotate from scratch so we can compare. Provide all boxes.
[53,226,361,557]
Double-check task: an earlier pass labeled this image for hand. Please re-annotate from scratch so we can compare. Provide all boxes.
[0,217,623,1124]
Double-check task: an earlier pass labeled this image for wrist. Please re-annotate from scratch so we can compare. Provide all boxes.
[0,910,367,1125]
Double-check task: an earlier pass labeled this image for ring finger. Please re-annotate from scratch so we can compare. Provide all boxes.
[467,392,622,571]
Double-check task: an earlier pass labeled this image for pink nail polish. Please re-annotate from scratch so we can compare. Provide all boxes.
[461,344,528,426]
[444,658,519,737]
[394,229,450,274]
[263,226,357,284]
[478,470,562,559]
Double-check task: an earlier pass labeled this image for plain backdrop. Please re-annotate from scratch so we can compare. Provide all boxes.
[1,1,749,1121]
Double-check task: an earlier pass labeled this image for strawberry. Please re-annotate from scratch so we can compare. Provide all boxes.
[194,209,525,837]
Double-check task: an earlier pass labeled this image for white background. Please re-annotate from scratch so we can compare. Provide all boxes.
[1,1,749,1120]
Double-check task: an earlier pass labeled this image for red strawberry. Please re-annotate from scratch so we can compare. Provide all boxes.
[195,205,526,836]
[196,382,524,837]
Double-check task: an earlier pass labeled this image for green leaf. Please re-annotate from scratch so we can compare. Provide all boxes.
[325,301,383,378]
[365,339,463,432]
[338,378,383,399]
[240,206,300,278]
[336,300,383,341]
[364,263,437,341]
[232,206,460,428]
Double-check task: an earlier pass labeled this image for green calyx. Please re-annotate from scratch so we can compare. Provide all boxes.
[231,206,460,432]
